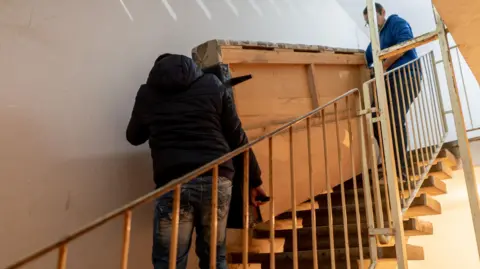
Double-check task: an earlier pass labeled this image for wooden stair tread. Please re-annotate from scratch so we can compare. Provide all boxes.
[275,195,439,226]
[405,193,442,218]
[229,244,424,263]
[409,161,453,180]
[253,218,432,239]
[255,218,303,231]
[228,265,262,269]
[403,218,434,236]
[288,201,319,212]
[402,176,447,197]
[410,148,457,168]
[311,188,441,218]
[251,219,431,252]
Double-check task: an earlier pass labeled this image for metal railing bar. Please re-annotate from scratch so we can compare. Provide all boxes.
[335,102,351,269]
[306,117,319,269]
[364,53,426,85]
[349,93,364,269]
[210,166,219,269]
[4,88,359,269]
[289,127,299,269]
[56,245,67,269]
[120,210,133,269]
[268,137,275,269]
[242,151,250,269]
[169,185,181,269]
[386,71,407,205]
[322,109,336,269]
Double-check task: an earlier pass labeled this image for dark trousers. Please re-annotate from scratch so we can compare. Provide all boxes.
[373,71,421,174]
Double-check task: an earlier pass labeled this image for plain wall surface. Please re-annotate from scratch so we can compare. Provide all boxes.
[0,0,369,268]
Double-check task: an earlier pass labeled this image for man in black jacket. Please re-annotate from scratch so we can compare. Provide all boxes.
[126,54,266,269]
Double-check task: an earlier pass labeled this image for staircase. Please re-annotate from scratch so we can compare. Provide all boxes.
[227,147,457,269]
[5,13,478,267]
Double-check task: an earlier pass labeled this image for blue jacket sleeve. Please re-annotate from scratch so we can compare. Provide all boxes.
[391,17,414,44]
[365,43,373,67]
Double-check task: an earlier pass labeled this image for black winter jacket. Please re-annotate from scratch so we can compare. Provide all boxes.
[126,54,262,190]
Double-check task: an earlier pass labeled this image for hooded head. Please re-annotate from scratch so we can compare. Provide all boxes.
[147,54,203,92]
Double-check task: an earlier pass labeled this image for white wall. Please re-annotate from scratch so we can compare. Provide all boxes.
[338,0,480,143]
[0,0,369,268]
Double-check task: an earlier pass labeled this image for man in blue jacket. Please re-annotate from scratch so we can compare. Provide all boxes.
[364,3,420,179]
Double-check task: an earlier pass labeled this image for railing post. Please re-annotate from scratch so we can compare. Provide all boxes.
[242,150,250,269]
[268,137,276,269]
[121,211,133,269]
[210,166,219,269]
[357,93,378,269]
[366,1,408,268]
[169,185,182,269]
[306,117,319,269]
[57,245,68,269]
[289,127,299,269]
[434,6,480,258]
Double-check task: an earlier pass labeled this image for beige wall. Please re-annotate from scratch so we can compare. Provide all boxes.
[0,0,368,268]
[408,142,480,268]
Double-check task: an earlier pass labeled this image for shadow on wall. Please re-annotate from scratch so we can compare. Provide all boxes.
[0,110,156,269]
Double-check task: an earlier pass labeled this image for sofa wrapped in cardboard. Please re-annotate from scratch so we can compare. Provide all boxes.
[192,39,369,223]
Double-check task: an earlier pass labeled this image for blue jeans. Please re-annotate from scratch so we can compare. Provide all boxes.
[152,177,232,269]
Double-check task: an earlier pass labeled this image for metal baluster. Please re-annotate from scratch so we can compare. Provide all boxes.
[413,61,434,160]
[361,83,385,233]
[372,86,390,229]
[57,245,68,269]
[419,56,438,147]
[357,91,378,269]
[169,185,182,269]
[386,71,406,206]
[429,52,448,134]
[307,117,319,269]
[393,69,416,201]
[121,211,132,269]
[289,127,299,269]
[335,102,351,268]
[243,151,250,269]
[322,110,336,269]
[347,94,364,268]
[425,53,445,141]
[407,64,427,179]
[268,137,276,269]
[402,67,423,184]
[210,166,219,269]
[417,60,436,158]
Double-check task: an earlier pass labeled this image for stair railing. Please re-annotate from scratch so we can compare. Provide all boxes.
[362,51,447,214]
[5,88,385,269]
[360,51,448,267]
[366,1,480,263]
